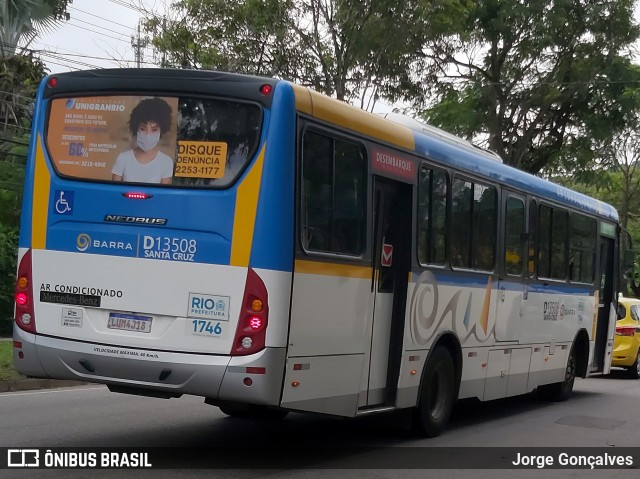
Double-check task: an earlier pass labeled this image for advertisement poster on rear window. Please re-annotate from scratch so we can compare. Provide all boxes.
[47,95,182,185]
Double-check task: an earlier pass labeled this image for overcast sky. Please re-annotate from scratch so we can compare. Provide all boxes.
[33,0,169,73]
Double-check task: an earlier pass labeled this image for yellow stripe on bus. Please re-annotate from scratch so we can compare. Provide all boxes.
[31,135,50,249]
[292,84,313,115]
[291,84,415,151]
[230,144,266,267]
[295,260,372,279]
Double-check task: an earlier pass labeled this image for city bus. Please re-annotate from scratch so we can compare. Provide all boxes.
[14,68,622,437]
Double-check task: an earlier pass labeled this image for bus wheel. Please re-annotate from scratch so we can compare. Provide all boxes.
[219,404,289,420]
[626,350,640,379]
[412,346,455,437]
[541,347,576,401]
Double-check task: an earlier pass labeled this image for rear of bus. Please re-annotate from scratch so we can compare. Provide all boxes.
[13,69,296,407]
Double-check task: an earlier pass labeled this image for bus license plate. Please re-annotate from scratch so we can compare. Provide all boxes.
[107,312,152,333]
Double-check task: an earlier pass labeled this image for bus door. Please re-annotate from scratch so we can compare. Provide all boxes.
[593,234,616,373]
[494,191,527,342]
[362,177,412,407]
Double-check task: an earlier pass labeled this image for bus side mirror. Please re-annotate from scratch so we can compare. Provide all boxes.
[623,249,635,273]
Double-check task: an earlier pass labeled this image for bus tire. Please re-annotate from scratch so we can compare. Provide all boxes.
[219,404,289,420]
[412,346,455,437]
[626,350,640,379]
[541,346,576,401]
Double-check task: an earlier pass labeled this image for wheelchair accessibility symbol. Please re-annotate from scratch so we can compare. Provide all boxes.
[54,190,74,215]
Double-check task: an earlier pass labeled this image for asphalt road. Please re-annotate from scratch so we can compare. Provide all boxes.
[1,371,639,478]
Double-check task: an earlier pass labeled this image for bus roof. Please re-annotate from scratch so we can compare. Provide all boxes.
[291,82,618,222]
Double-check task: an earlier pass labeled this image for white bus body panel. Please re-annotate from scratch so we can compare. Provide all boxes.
[31,249,251,354]
[283,266,594,415]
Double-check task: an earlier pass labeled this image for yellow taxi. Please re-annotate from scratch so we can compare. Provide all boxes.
[613,297,640,378]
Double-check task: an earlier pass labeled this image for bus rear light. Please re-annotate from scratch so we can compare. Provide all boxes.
[47,77,58,88]
[249,316,262,330]
[231,268,269,356]
[13,340,22,349]
[15,293,28,306]
[251,299,263,312]
[246,367,266,374]
[615,326,635,337]
[14,249,36,334]
[259,84,272,96]
[123,192,152,199]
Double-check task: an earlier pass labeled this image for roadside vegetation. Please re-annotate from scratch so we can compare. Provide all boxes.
[0,341,23,380]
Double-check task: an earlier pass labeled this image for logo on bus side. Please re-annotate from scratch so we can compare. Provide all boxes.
[104,215,167,226]
[75,233,134,254]
[187,293,230,321]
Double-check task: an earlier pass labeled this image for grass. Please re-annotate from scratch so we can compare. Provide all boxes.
[0,340,24,381]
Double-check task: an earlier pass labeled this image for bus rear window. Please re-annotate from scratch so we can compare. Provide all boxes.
[46,95,262,188]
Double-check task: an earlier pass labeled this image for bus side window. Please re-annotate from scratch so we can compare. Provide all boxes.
[505,196,524,276]
[417,166,448,265]
[528,199,538,277]
[538,204,568,280]
[472,184,497,270]
[451,178,496,271]
[569,213,596,283]
[302,131,333,252]
[333,141,365,255]
[301,129,366,256]
[550,209,568,279]
[538,205,552,278]
[451,178,472,268]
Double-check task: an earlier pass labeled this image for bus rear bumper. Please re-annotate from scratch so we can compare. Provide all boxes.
[13,325,286,405]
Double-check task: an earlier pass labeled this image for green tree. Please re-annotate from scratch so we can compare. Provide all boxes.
[417,0,640,174]
[144,0,422,105]
[0,0,71,57]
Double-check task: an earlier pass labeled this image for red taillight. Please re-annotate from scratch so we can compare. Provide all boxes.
[15,293,28,306]
[249,316,262,330]
[259,84,272,96]
[231,268,269,356]
[47,76,58,88]
[14,249,36,333]
[122,192,152,199]
[615,326,635,337]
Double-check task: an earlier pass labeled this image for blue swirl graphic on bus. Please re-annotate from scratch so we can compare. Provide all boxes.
[76,233,91,252]
[409,270,495,346]
[66,99,76,109]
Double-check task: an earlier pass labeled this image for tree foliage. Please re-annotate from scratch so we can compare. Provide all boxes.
[145,1,640,174]
[0,0,71,57]
[144,0,422,105]
[418,0,640,174]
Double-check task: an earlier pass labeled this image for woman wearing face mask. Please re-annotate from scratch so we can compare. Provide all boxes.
[112,97,174,184]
